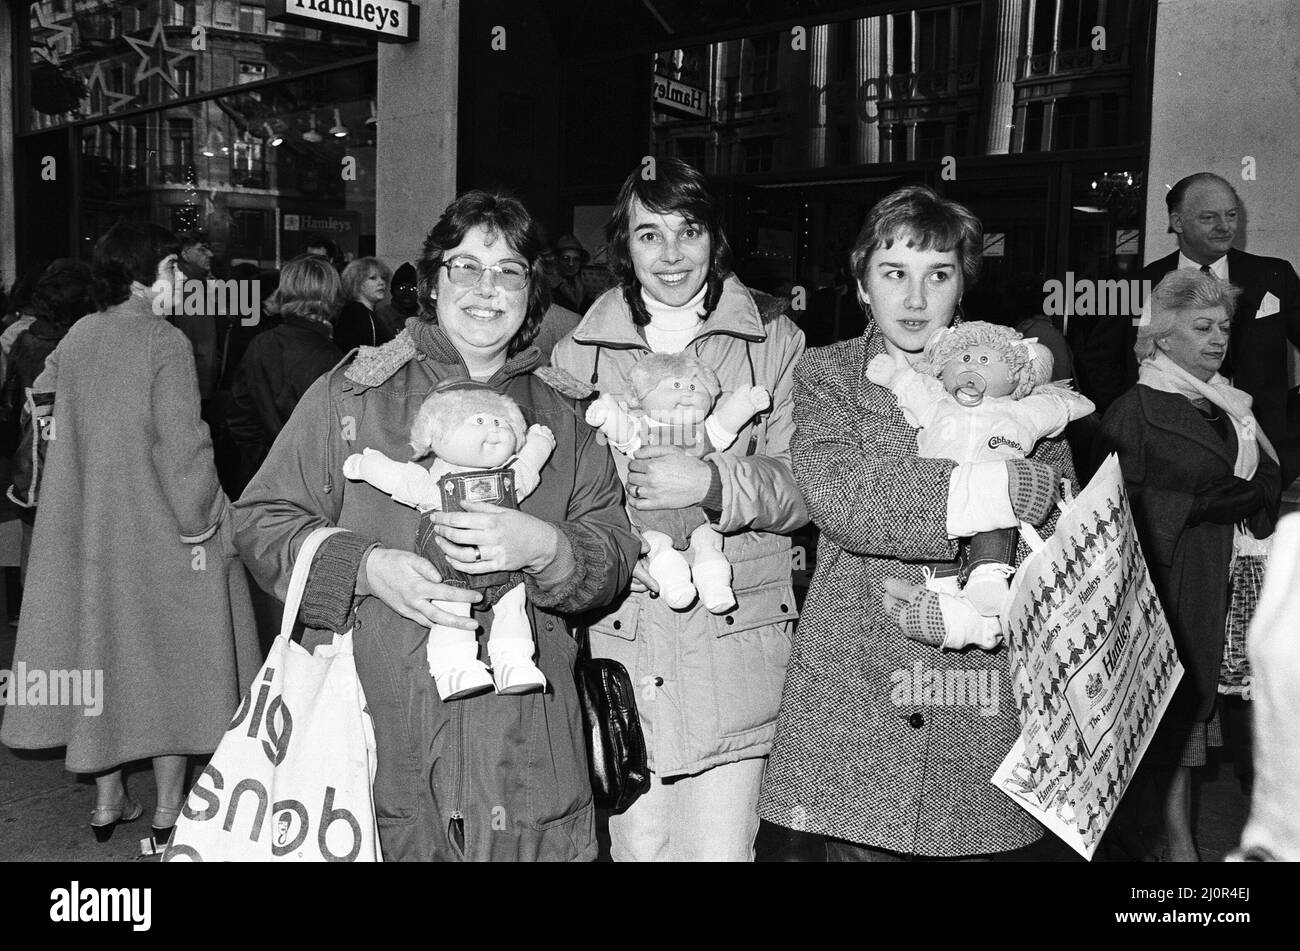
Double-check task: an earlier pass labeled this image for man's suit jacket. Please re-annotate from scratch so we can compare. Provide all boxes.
[1134,249,1300,483]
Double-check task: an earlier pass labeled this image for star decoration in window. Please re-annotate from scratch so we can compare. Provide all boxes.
[123,18,196,96]
[30,3,75,66]
[82,63,138,114]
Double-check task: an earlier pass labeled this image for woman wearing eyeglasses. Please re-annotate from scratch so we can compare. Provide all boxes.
[232,191,639,861]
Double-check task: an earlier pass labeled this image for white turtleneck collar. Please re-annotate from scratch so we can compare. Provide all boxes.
[641,284,706,353]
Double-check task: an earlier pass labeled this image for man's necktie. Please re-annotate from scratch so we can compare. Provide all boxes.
[1198,264,1232,376]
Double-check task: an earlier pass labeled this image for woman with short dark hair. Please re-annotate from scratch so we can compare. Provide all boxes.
[233,190,638,861]
[551,158,808,861]
[0,220,261,846]
[759,184,1076,860]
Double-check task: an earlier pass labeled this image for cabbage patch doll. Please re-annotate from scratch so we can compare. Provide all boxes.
[868,321,1094,641]
[342,384,555,700]
[584,352,769,613]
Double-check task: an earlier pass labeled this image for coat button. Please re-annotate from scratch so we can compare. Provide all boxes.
[654,676,664,686]
[613,620,622,630]
[545,622,554,631]
[907,712,925,729]
[779,603,789,612]
[725,616,734,625]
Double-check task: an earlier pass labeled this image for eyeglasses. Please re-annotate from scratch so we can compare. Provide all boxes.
[441,256,530,292]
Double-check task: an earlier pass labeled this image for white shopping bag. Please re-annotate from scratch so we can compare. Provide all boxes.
[164,527,382,861]
[991,455,1183,860]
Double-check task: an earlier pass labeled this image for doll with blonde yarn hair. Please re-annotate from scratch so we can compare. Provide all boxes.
[868,321,1095,637]
[343,383,556,699]
[585,352,770,613]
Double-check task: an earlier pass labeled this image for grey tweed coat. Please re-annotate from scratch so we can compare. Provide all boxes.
[758,325,1077,857]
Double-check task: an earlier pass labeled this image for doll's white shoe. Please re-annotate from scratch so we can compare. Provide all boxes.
[692,559,737,614]
[488,642,548,695]
[428,641,494,701]
[963,563,1016,617]
[432,660,494,701]
[648,550,696,610]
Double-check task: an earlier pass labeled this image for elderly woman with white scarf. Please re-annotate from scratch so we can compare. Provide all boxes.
[1098,269,1281,861]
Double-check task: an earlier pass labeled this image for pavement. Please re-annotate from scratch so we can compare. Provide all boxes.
[0,605,1253,863]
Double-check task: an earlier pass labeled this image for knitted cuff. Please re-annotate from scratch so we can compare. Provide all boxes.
[899,589,947,648]
[527,526,577,592]
[525,521,607,613]
[701,461,724,517]
[301,531,379,632]
[1006,460,1059,526]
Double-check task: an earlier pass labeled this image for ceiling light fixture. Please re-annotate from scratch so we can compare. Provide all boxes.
[264,122,283,147]
[302,114,323,143]
[330,108,348,138]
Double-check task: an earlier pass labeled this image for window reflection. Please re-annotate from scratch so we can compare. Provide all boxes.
[651,0,1147,174]
[22,1,379,270]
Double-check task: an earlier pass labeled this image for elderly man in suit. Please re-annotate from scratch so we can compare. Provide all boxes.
[1139,173,1300,486]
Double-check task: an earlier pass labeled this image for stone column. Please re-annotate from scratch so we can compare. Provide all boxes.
[375,0,459,266]
[807,24,829,168]
[854,16,882,164]
[985,0,1024,154]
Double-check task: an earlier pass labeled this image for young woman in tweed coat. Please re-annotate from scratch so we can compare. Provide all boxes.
[758,186,1077,859]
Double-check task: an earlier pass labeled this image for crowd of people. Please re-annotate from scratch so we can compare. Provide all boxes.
[0,162,1296,862]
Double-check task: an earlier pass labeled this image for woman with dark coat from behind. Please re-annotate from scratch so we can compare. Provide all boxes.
[226,254,343,490]
[1097,270,1280,860]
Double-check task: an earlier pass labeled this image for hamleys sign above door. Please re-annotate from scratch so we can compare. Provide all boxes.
[267,0,418,43]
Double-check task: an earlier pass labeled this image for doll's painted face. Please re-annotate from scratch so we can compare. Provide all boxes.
[939,345,1016,406]
[637,374,714,423]
[432,413,518,469]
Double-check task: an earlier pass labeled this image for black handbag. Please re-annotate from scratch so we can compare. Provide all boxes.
[573,626,650,812]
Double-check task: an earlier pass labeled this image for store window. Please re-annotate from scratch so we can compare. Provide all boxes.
[17,1,379,270]
[1056,96,1091,149]
[648,2,1147,174]
[22,0,372,133]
